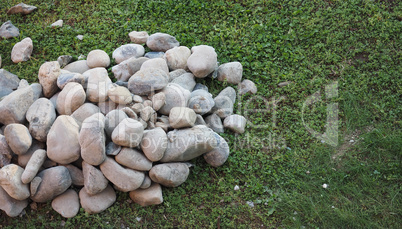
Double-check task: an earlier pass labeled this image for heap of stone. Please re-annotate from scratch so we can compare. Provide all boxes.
[0,31,257,218]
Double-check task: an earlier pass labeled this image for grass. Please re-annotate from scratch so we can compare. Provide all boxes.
[1,0,401,228]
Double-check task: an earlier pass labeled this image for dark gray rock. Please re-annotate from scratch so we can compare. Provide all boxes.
[31,166,72,203]
[205,113,224,133]
[57,72,85,90]
[188,89,215,115]
[146,33,180,52]
[0,69,20,98]
[128,68,169,95]
[0,21,20,39]
[204,133,230,167]
[113,44,145,64]
[105,142,121,156]
[0,135,12,167]
[144,52,165,59]
[211,95,234,118]
[57,55,73,68]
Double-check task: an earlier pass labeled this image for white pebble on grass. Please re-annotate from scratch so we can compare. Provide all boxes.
[234,185,239,191]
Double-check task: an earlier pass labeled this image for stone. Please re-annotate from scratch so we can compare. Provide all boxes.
[129,183,163,207]
[79,185,116,214]
[151,92,166,111]
[4,124,32,155]
[143,99,153,107]
[7,3,37,15]
[146,32,180,52]
[57,72,85,90]
[211,96,234,118]
[128,68,168,95]
[71,103,101,127]
[144,52,165,59]
[29,177,41,196]
[0,69,20,98]
[0,164,30,200]
[171,73,196,91]
[87,49,110,68]
[113,44,145,64]
[38,61,61,98]
[223,114,247,134]
[57,82,86,115]
[0,135,12,167]
[0,186,28,217]
[17,79,29,89]
[218,86,236,104]
[169,107,196,129]
[107,85,132,105]
[140,106,155,122]
[79,113,106,166]
[17,140,45,168]
[25,98,56,141]
[31,166,72,203]
[11,37,33,63]
[105,109,128,137]
[51,189,79,218]
[85,67,112,103]
[217,62,243,84]
[239,79,257,95]
[112,57,148,82]
[115,148,152,171]
[205,113,224,133]
[21,149,46,184]
[49,92,59,108]
[161,125,218,162]
[159,83,191,115]
[111,118,144,147]
[63,60,90,74]
[141,127,167,162]
[98,99,117,115]
[105,142,121,156]
[57,55,73,68]
[131,103,144,113]
[76,35,84,40]
[169,69,186,82]
[140,58,169,74]
[140,175,152,189]
[187,45,217,78]
[149,163,189,187]
[0,21,19,39]
[0,83,42,125]
[188,89,215,115]
[165,46,191,71]
[195,114,207,126]
[82,161,108,195]
[193,83,208,92]
[129,31,149,44]
[47,115,81,164]
[63,164,84,187]
[203,133,230,167]
[51,20,63,27]
[100,157,144,192]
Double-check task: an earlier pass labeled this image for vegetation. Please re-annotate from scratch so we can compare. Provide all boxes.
[0,0,401,228]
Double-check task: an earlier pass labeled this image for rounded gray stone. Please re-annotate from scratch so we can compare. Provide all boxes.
[171,73,196,91]
[187,45,217,78]
[165,46,191,71]
[38,61,61,98]
[0,164,30,200]
[204,134,230,167]
[79,185,116,214]
[149,163,189,187]
[82,161,108,195]
[57,82,86,115]
[113,44,145,64]
[146,33,180,52]
[140,127,167,162]
[217,62,243,84]
[129,183,163,206]
[111,118,144,147]
[115,148,152,171]
[51,189,80,218]
[79,113,106,166]
[223,114,247,134]
[128,68,168,95]
[30,166,72,203]
[4,124,32,155]
[11,37,33,63]
[21,149,46,184]
[87,49,110,68]
[158,83,191,115]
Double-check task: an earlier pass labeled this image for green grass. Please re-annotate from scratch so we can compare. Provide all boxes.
[1,0,401,228]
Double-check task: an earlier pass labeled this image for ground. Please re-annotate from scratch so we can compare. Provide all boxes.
[0,0,401,228]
